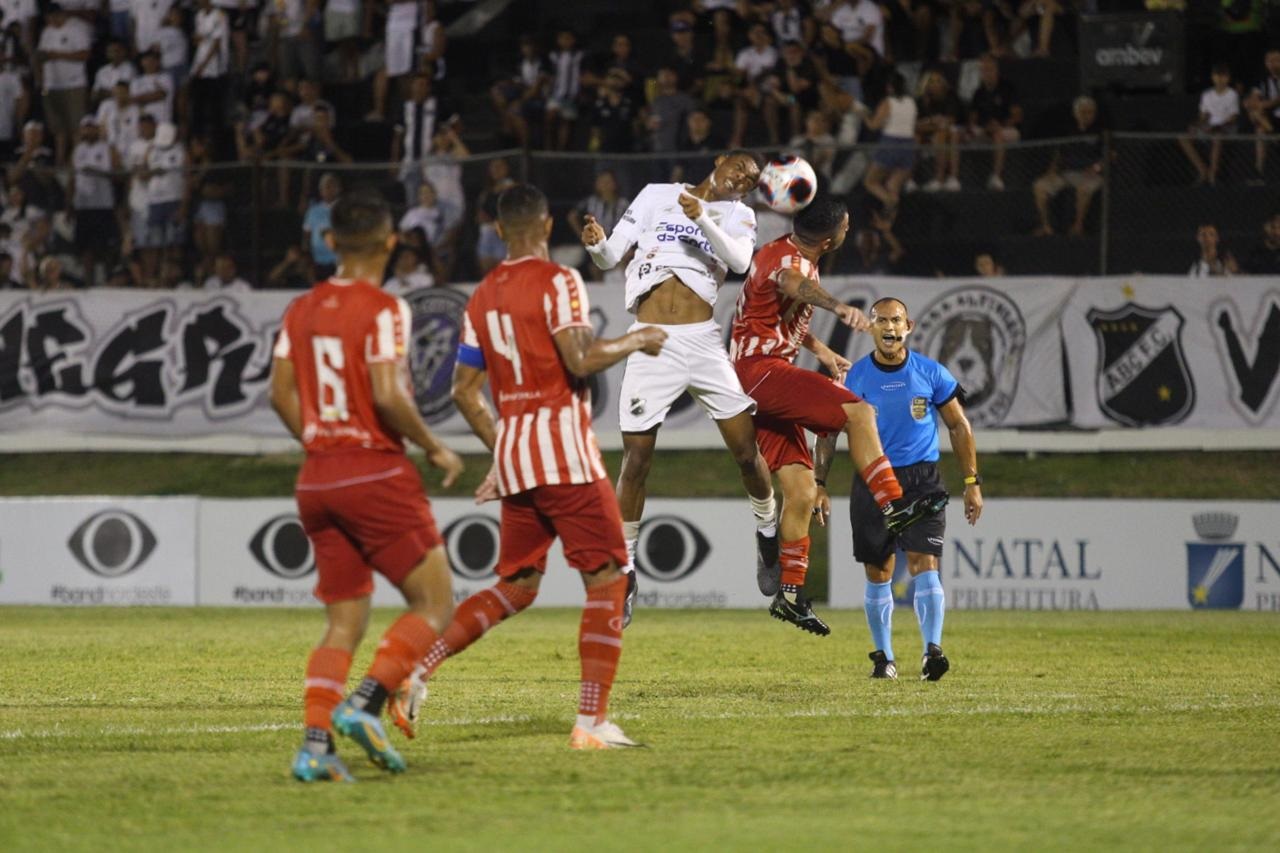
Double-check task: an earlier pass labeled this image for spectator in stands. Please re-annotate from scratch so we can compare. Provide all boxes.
[290,77,336,138]
[703,4,738,96]
[91,39,134,105]
[728,23,779,148]
[974,249,1005,277]
[490,34,548,149]
[188,135,227,281]
[1032,95,1104,237]
[646,65,697,153]
[945,0,1004,61]
[124,113,155,276]
[663,16,706,94]
[824,0,884,76]
[964,53,1021,191]
[849,212,904,274]
[391,72,454,206]
[859,70,917,217]
[399,179,460,283]
[105,0,131,44]
[417,0,447,81]
[475,156,515,274]
[191,0,231,145]
[143,121,186,283]
[589,33,645,107]
[98,80,139,160]
[567,169,629,281]
[384,241,434,293]
[131,48,175,127]
[295,105,352,209]
[757,0,814,48]
[267,245,311,289]
[69,116,118,287]
[1244,49,1280,181]
[882,0,935,63]
[35,4,92,165]
[218,0,256,77]
[106,263,134,287]
[1178,63,1240,186]
[545,28,584,151]
[131,0,170,57]
[1013,0,1064,59]
[203,252,251,291]
[368,0,420,121]
[34,254,75,290]
[239,61,276,131]
[9,120,57,213]
[266,0,317,83]
[0,57,28,165]
[588,67,639,153]
[917,68,962,191]
[156,5,189,98]
[788,109,836,180]
[675,108,725,182]
[815,21,863,109]
[764,38,821,144]
[1244,211,1280,274]
[324,0,362,81]
[0,250,19,288]
[17,215,53,286]
[423,125,468,225]
[240,91,303,208]
[302,172,341,280]
[158,258,194,289]
[1188,222,1239,277]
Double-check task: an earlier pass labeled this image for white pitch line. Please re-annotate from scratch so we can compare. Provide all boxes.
[3,698,1278,742]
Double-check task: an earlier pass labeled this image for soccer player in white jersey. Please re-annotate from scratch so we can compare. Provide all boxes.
[580,150,780,625]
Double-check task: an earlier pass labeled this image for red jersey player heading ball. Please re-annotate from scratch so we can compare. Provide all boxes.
[271,188,464,782]
[390,183,667,750]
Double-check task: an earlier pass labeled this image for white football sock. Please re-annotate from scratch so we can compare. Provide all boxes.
[750,493,777,537]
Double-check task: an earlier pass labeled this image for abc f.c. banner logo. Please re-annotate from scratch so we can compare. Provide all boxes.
[249,515,315,579]
[1087,303,1194,427]
[404,287,470,425]
[1186,513,1244,610]
[67,509,157,577]
[913,287,1026,427]
[443,515,500,581]
[634,516,710,582]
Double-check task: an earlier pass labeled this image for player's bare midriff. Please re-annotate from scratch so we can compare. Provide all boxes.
[634,275,713,324]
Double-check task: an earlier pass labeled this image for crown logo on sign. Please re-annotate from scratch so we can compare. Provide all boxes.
[1193,513,1239,541]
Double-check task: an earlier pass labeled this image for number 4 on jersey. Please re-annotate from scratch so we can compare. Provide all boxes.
[485,310,524,385]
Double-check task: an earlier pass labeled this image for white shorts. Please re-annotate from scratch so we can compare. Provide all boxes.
[386,24,415,76]
[618,319,755,432]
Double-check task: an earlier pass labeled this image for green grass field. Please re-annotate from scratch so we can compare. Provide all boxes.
[2,607,1278,851]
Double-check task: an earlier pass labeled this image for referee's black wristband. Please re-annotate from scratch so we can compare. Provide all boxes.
[814,478,826,487]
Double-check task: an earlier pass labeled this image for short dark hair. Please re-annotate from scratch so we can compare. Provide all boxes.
[725,148,763,169]
[1211,62,1231,76]
[793,195,847,243]
[497,183,548,229]
[330,189,392,254]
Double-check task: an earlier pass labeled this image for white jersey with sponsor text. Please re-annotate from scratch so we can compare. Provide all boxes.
[612,183,757,312]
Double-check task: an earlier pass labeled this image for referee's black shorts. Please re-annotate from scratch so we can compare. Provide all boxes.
[850,461,946,565]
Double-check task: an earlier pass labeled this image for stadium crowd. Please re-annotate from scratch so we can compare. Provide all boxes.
[0,0,1278,290]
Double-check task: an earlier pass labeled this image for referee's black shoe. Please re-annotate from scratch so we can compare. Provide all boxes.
[756,531,781,596]
[769,592,830,636]
[869,650,898,679]
[883,490,950,534]
[921,643,950,681]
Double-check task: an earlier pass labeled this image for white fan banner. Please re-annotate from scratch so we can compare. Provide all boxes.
[1062,277,1280,428]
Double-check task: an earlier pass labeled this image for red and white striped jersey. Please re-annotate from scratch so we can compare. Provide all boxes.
[729,236,818,364]
[273,278,413,455]
[461,256,608,496]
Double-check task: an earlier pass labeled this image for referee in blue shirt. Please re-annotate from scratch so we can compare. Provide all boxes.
[814,297,983,681]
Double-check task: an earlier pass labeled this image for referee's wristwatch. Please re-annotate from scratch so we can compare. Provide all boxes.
[963,474,983,487]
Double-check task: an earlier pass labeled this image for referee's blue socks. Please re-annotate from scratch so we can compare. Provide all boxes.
[913,570,945,649]
[863,580,895,660]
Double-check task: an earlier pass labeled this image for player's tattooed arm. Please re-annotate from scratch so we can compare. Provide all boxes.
[776,269,868,329]
[371,360,464,485]
[269,357,303,440]
[554,325,667,377]
[450,363,499,451]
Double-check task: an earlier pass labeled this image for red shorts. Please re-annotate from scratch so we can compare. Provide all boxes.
[498,478,628,577]
[296,450,442,604]
[735,356,860,471]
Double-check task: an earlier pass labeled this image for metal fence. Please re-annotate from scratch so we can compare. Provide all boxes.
[6,133,1278,289]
